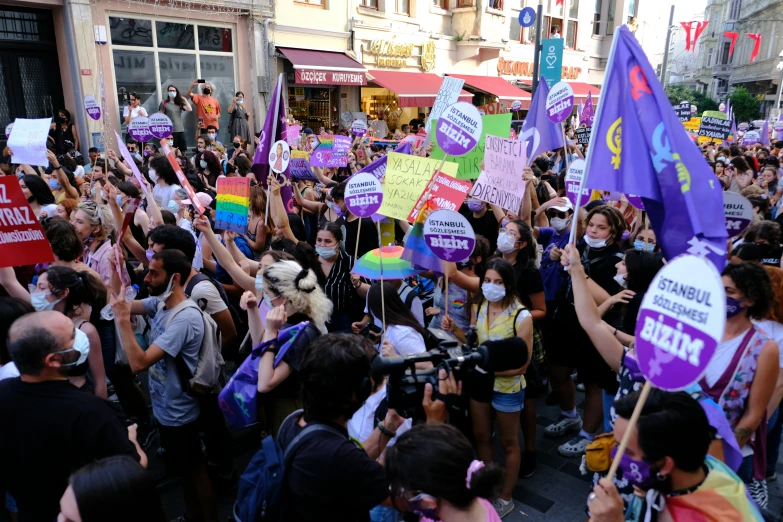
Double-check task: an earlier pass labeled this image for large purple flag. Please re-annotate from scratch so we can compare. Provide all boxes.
[519,76,564,161]
[581,91,595,127]
[584,26,727,269]
[761,120,770,146]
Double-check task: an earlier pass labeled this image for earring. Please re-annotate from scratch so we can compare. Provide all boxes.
[656,472,666,481]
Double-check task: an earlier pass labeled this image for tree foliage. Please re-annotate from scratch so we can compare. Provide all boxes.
[728,86,762,123]
[664,84,719,113]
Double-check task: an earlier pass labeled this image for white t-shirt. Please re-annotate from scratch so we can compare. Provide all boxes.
[178,219,203,271]
[190,279,227,315]
[123,105,148,120]
[703,330,750,387]
[385,325,426,356]
[347,386,411,444]
[74,165,85,179]
[152,183,181,209]
[0,362,20,381]
[753,320,783,367]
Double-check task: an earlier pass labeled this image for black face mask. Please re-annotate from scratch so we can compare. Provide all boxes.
[233,142,241,149]
[203,89,211,95]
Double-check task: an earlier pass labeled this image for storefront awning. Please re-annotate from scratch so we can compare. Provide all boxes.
[367,70,473,108]
[278,47,367,86]
[446,74,531,104]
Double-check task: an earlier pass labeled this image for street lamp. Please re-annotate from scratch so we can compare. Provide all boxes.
[775,50,783,113]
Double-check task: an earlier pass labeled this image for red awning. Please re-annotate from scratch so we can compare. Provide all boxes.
[447,74,531,102]
[367,70,473,108]
[278,47,367,86]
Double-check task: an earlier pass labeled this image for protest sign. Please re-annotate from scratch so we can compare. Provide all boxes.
[84,95,101,121]
[407,171,472,223]
[469,135,527,212]
[8,118,51,166]
[742,130,760,145]
[426,76,466,135]
[723,191,753,237]
[303,134,320,153]
[285,125,301,146]
[351,120,368,136]
[378,153,458,221]
[4,123,12,138]
[423,209,475,263]
[128,117,153,142]
[575,126,591,145]
[545,82,574,123]
[117,197,142,245]
[698,116,732,141]
[268,140,290,174]
[345,173,383,217]
[434,102,483,156]
[431,113,512,179]
[160,139,205,215]
[289,150,315,180]
[674,102,691,122]
[0,177,54,267]
[148,113,174,139]
[114,131,150,197]
[683,118,701,132]
[215,177,250,234]
[564,159,590,206]
[634,254,725,390]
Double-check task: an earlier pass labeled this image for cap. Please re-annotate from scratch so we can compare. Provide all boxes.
[551,200,573,212]
[303,127,314,135]
[182,192,213,208]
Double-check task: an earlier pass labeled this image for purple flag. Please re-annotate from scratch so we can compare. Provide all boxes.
[761,120,770,146]
[581,91,595,127]
[584,26,727,269]
[519,76,564,161]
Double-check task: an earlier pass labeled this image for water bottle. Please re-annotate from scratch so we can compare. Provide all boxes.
[99,284,139,321]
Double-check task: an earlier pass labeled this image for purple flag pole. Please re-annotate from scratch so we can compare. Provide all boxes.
[567,33,621,245]
[264,74,283,226]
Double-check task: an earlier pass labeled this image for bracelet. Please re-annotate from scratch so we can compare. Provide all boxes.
[53,166,62,170]
[377,420,396,438]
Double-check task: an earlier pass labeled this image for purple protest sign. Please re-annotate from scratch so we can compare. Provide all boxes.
[435,102,483,157]
[128,117,153,142]
[510,100,522,111]
[84,95,101,121]
[423,209,476,263]
[564,159,590,206]
[148,113,174,139]
[351,119,368,136]
[723,191,753,237]
[545,82,575,124]
[345,172,383,217]
[634,254,725,391]
[626,195,645,210]
[289,151,314,180]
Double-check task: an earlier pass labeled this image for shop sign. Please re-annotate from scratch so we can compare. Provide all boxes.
[294,69,366,86]
[497,57,582,81]
[363,37,436,72]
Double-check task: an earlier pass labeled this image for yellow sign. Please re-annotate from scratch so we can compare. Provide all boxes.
[364,36,436,71]
[684,118,701,131]
[291,150,309,159]
[379,152,458,221]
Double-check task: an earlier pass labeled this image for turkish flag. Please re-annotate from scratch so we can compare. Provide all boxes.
[692,21,708,53]
[680,22,693,52]
[723,31,738,57]
[747,33,762,62]
[0,177,54,268]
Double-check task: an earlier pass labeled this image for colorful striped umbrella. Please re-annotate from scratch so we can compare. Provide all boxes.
[351,245,425,280]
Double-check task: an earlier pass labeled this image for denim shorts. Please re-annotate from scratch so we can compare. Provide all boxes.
[491,388,525,413]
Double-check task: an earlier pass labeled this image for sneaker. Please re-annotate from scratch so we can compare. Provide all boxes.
[544,414,583,437]
[558,435,590,457]
[492,498,515,519]
[519,450,536,478]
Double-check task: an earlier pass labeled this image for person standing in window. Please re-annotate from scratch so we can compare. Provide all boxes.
[188,80,221,141]
[123,92,148,126]
[50,109,79,154]
[159,85,192,152]
[227,91,251,148]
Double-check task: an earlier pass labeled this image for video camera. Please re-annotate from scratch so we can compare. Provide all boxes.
[371,327,528,419]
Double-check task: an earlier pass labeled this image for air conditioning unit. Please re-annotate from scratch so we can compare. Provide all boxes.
[257,76,268,93]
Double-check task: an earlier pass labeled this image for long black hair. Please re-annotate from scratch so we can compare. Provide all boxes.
[472,257,520,310]
[0,297,35,365]
[502,219,536,270]
[368,282,427,338]
[21,174,55,205]
[166,85,186,109]
[624,249,663,294]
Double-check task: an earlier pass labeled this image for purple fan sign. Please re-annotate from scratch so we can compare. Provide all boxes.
[84,95,101,121]
[148,113,174,139]
[435,102,483,157]
[345,173,383,217]
[635,255,725,391]
[128,117,153,142]
[627,195,645,210]
[545,82,575,124]
[423,209,475,263]
[564,159,590,206]
[723,191,753,237]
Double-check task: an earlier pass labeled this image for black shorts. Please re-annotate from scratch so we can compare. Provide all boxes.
[158,420,203,473]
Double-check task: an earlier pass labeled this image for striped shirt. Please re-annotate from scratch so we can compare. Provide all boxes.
[322,249,362,323]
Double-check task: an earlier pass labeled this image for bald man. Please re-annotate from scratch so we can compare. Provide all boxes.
[0,311,144,522]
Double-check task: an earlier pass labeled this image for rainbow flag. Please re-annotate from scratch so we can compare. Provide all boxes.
[215,177,250,234]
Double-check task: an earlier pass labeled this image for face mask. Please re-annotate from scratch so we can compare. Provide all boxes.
[482,282,506,303]
[233,142,241,149]
[500,218,510,228]
[148,169,158,183]
[31,291,62,312]
[717,156,726,162]
[203,88,211,95]
[167,200,181,214]
[550,216,569,232]
[316,245,337,259]
[263,292,279,309]
[90,185,97,197]
[66,328,91,367]
[237,98,244,104]
[334,205,345,218]
[197,147,205,153]
[48,178,61,190]
[611,446,658,490]
[613,273,627,288]
[255,274,265,293]
[496,232,518,254]
[116,195,125,207]
[726,295,749,318]
[132,152,142,162]
[168,91,176,98]
[466,199,483,212]
[200,160,208,169]
[207,133,216,140]
[143,150,151,157]
[584,236,608,249]
[154,275,175,305]
[326,200,334,210]
[634,239,655,252]
[567,132,574,138]
[145,249,154,262]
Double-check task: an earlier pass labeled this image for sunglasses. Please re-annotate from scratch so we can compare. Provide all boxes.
[546,210,569,219]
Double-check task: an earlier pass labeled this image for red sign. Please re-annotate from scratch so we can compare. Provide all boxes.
[407,171,473,223]
[0,177,54,267]
[160,139,206,215]
[295,69,366,86]
[80,69,92,76]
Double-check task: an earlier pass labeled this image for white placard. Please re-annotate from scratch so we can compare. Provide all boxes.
[8,118,52,166]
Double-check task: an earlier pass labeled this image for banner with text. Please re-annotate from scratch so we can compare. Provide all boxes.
[431,113,512,180]
[378,152,459,221]
[0,177,54,267]
[470,134,527,212]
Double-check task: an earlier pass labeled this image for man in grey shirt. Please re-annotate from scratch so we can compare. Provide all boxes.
[112,249,218,522]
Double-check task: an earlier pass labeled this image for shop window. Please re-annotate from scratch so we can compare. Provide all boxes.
[397,0,410,14]
[457,0,475,7]
[109,17,153,47]
[433,0,448,8]
[606,0,615,35]
[0,8,54,42]
[198,27,232,52]
[156,22,194,50]
[509,16,522,42]
[113,50,157,123]
[361,0,378,8]
[488,0,503,9]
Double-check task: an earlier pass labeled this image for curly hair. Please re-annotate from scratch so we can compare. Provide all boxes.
[722,261,775,320]
[584,205,627,245]
[263,260,333,332]
[75,201,114,241]
[744,220,781,246]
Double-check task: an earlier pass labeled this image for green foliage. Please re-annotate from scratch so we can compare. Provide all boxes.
[664,84,719,113]
[728,86,762,123]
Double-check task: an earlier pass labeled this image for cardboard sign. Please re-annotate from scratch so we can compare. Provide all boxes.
[723,191,753,237]
[435,102,483,156]
[674,102,691,122]
[310,135,351,167]
[469,134,527,212]
[431,113,512,179]
[575,126,591,145]
[285,125,301,146]
[289,150,314,180]
[698,116,732,141]
[345,172,383,217]
[269,140,290,174]
[425,76,466,135]
[128,117,153,142]
[148,113,174,139]
[0,177,54,267]
[742,130,760,145]
[160,139,205,215]
[8,118,51,167]
[564,159,590,206]
[423,209,475,263]
[84,95,101,121]
[683,118,701,132]
[634,254,725,391]
[215,177,250,234]
[378,153,458,221]
[546,82,575,123]
[407,170,473,223]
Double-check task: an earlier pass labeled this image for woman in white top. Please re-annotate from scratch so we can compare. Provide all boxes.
[148,155,182,210]
[123,91,148,125]
[368,282,427,356]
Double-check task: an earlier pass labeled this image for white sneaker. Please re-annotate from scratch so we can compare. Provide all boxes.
[492,498,515,519]
[558,435,590,457]
[544,414,583,437]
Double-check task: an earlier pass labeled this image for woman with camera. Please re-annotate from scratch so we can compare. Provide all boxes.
[442,258,532,518]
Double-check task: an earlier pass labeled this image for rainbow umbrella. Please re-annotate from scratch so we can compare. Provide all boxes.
[352,245,425,280]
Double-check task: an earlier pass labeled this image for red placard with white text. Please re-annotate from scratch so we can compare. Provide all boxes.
[407,170,473,223]
[160,139,205,215]
[0,177,54,267]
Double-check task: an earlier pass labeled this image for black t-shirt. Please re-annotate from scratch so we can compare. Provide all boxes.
[278,413,388,522]
[513,261,545,310]
[409,118,423,130]
[0,379,139,522]
[460,206,500,253]
[340,216,379,259]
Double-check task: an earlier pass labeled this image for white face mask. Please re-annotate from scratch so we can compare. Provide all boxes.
[154,276,175,305]
[550,216,570,232]
[496,232,517,254]
[236,98,244,104]
[481,282,506,303]
[197,147,205,153]
[584,236,608,249]
[168,91,176,98]
[200,160,208,169]
[255,274,265,293]
[148,168,158,183]
[207,133,216,140]
[31,291,61,312]
[613,273,627,288]
[71,328,91,366]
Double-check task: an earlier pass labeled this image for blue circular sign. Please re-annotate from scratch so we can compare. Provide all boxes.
[519,7,536,27]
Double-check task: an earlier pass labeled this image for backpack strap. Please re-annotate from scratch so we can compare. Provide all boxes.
[402,286,418,309]
[184,272,210,298]
[512,306,526,337]
[281,416,347,468]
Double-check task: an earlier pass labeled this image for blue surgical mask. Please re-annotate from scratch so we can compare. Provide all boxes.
[633,239,655,252]
[717,156,726,162]
[197,147,205,153]
[200,159,208,169]
[48,178,61,190]
[316,245,337,259]
[116,195,125,207]
[167,200,181,214]
[207,133,216,140]
[326,200,334,210]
